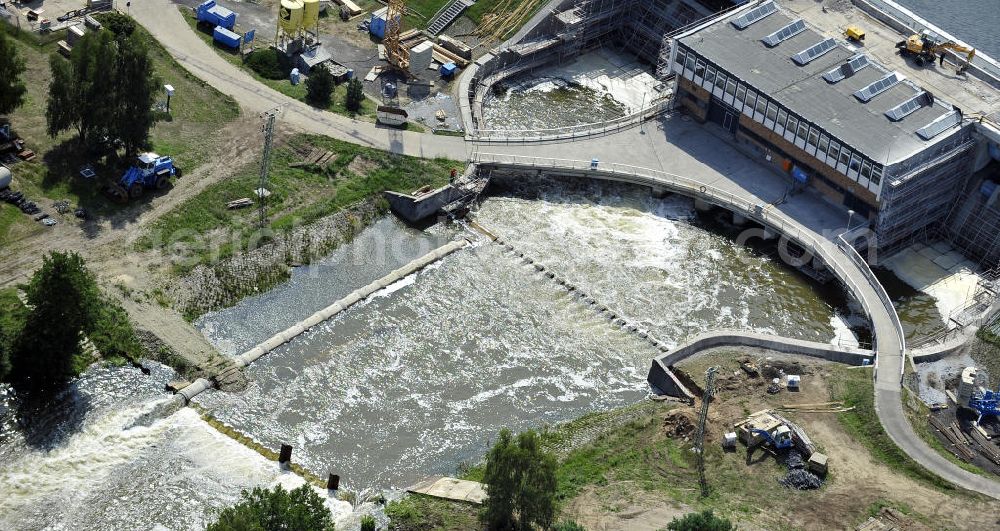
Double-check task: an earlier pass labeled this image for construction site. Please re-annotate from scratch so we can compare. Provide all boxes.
[2,0,1000,529]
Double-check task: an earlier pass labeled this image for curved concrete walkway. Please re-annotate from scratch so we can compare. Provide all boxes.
[129,2,1000,499]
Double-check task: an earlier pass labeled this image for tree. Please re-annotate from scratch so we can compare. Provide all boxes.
[10,252,101,390]
[305,67,335,107]
[481,428,557,531]
[0,29,27,115]
[46,53,77,139]
[113,32,160,156]
[345,78,364,113]
[207,485,335,531]
[666,510,734,531]
[45,20,158,155]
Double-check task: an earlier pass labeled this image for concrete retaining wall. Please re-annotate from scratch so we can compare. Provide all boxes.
[647,330,875,399]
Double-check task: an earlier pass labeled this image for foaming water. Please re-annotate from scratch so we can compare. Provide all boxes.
[0,364,347,530]
[195,179,840,491]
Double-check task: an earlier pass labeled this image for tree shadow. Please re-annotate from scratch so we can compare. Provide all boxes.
[10,380,92,451]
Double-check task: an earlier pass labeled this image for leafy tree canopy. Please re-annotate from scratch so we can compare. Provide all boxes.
[207,485,335,531]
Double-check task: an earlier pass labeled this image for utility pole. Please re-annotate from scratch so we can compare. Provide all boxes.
[695,366,718,498]
[258,108,278,229]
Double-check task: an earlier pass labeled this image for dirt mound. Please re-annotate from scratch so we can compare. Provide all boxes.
[761,359,809,379]
[663,409,698,440]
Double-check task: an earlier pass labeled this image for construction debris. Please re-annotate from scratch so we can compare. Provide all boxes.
[663,408,697,440]
[227,198,254,210]
[779,469,822,490]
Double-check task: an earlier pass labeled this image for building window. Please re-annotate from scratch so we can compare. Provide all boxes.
[848,155,861,173]
[818,134,830,156]
[676,49,686,68]
[828,140,840,161]
[861,160,873,180]
[807,129,819,149]
[765,102,778,123]
[704,65,715,87]
[775,109,788,134]
[839,146,852,167]
[785,116,798,139]
[796,122,809,143]
[755,95,767,116]
[715,71,727,92]
[871,166,882,185]
[736,85,747,106]
[686,54,696,72]
[744,89,757,116]
[725,79,737,97]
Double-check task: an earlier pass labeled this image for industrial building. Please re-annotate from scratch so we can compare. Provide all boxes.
[667,0,1000,265]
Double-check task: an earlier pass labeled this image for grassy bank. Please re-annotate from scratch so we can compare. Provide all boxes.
[829,366,961,491]
[0,18,239,245]
[179,8,377,121]
[138,133,459,271]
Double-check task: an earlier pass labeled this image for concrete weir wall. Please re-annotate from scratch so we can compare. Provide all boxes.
[174,239,470,404]
[647,331,875,400]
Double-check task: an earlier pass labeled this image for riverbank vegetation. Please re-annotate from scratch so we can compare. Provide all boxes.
[0,252,143,390]
[207,484,335,531]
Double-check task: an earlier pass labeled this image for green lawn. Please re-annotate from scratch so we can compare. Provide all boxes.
[829,366,966,491]
[138,133,460,271]
[180,8,377,121]
[1,18,239,245]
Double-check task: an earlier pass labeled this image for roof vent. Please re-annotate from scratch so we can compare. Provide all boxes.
[792,38,837,65]
[761,19,805,47]
[823,54,870,83]
[885,92,932,121]
[916,110,961,140]
[854,72,903,102]
[731,1,776,30]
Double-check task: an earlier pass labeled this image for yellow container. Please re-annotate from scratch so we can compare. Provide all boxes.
[279,0,304,34]
[302,0,320,28]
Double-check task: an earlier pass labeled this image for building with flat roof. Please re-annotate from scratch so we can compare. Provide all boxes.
[668,0,998,261]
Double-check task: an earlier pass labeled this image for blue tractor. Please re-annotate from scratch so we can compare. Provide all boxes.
[108,153,181,202]
[969,388,1000,425]
[746,425,794,464]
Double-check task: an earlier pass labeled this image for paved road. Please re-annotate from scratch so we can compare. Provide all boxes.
[131,1,1000,499]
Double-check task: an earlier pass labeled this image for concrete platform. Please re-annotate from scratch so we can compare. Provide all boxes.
[406,476,487,504]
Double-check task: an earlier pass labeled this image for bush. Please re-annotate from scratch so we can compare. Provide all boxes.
[207,484,335,531]
[345,78,364,112]
[666,510,733,531]
[481,428,558,531]
[245,48,288,80]
[306,66,336,107]
[360,514,376,531]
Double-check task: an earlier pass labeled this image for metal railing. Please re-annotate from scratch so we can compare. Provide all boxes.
[471,152,908,379]
[470,98,673,142]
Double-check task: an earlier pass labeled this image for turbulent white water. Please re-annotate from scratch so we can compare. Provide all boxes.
[194,178,841,492]
[0,179,851,527]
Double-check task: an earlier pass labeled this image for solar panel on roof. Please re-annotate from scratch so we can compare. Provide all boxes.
[731,1,776,30]
[854,72,903,102]
[791,38,837,65]
[761,19,805,47]
[823,54,870,83]
[916,110,961,140]
[885,92,931,121]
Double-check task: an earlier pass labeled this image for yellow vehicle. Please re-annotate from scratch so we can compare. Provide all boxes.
[844,25,865,43]
[896,30,976,71]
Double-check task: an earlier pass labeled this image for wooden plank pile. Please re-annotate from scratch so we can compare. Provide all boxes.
[289,148,336,168]
[928,415,976,461]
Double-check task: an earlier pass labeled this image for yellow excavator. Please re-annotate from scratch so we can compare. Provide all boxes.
[897,30,976,72]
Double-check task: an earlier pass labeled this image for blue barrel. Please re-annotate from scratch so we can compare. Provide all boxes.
[290,68,301,85]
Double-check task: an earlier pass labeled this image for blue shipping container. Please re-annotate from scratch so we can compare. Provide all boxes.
[213,26,242,49]
[197,0,237,30]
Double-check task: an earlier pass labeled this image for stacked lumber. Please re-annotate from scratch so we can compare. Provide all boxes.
[928,415,976,461]
[289,148,335,168]
[968,428,1000,465]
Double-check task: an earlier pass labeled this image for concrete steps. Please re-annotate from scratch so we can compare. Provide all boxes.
[427,0,474,36]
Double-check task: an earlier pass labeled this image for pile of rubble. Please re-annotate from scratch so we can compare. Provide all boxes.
[663,409,697,440]
[779,450,823,490]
